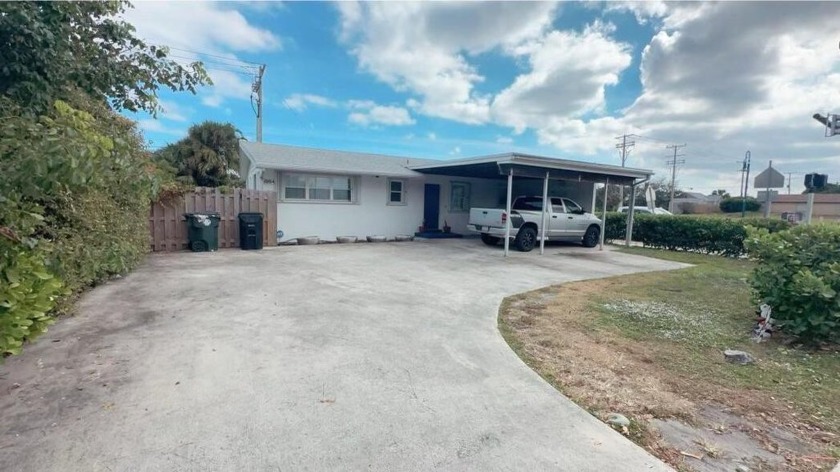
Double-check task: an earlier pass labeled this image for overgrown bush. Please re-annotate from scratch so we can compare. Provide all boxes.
[0,99,158,355]
[603,212,790,257]
[720,197,761,213]
[745,224,840,343]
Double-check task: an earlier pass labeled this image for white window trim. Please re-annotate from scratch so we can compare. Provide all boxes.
[280,172,358,204]
[387,178,407,206]
[449,181,471,213]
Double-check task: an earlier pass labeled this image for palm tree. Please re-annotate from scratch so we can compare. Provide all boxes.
[154,121,242,187]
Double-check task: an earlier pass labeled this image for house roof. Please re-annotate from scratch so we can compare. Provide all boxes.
[239,141,434,178]
[240,141,654,184]
[773,194,840,204]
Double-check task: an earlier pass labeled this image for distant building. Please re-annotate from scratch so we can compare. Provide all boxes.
[770,194,840,222]
[671,192,722,214]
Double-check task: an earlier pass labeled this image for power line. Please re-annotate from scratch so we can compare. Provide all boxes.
[168,47,263,66]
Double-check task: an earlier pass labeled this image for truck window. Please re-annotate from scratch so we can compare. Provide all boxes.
[513,197,543,211]
[562,199,582,213]
[550,197,565,213]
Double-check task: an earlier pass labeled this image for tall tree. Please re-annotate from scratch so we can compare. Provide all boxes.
[0,1,209,114]
[154,121,243,187]
[711,189,731,198]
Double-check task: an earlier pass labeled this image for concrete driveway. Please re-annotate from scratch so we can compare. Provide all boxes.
[1,240,685,471]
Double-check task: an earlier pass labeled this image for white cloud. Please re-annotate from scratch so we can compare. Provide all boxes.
[492,21,632,133]
[348,104,415,127]
[337,1,558,124]
[123,1,279,107]
[124,1,280,53]
[156,99,190,122]
[496,136,514,145]
[427,132,437,141]
[449,146,462,156]
[283,94,337,111]
[138,119,185,137]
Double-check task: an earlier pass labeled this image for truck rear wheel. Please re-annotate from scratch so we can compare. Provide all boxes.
[582,225,600,248]
[514,227,537,252]
[480,233,501,246]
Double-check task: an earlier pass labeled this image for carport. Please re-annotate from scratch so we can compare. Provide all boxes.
[412,153,654,256]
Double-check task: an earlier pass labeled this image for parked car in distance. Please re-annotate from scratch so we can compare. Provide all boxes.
[618,206,673,215]
[468,196,602,252]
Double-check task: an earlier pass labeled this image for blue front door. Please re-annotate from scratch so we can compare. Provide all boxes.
[424,184,440,230]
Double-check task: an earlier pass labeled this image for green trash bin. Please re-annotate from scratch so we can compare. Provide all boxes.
[184,213,221,252]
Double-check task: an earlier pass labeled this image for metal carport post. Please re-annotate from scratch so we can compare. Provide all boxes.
[540,171,549,255]
[599,179,609,250]
[504,168,513,257]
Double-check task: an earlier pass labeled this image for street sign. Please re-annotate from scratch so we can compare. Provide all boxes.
[754,167,785,188]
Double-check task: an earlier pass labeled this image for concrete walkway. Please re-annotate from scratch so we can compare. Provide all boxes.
[1,240,685,471]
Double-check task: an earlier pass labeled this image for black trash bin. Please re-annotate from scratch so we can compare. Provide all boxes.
[184,213,221,252]
[238,212,264,250]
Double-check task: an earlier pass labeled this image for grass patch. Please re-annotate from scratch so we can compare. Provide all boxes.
[499,247,840,471]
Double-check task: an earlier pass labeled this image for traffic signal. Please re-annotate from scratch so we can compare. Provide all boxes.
[804,173,829,190]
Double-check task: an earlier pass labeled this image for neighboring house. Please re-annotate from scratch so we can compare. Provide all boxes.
[770,194,840,222]
[239,141,653,242]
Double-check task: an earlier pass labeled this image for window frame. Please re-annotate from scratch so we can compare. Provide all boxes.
[387,178,406,206]
[449,181,471,213]
[281,172,357,204]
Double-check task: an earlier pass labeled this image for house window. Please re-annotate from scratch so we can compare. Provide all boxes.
[283,173,355,202]
[388,179,405,205]
[450,181,471,212]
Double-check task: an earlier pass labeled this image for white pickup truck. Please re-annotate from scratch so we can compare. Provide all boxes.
[468,196,602,252]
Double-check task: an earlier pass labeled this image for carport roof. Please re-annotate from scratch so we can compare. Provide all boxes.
[411,153,653,185]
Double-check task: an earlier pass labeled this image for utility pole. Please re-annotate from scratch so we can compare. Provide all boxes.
[741,150,751,217]
[615,134,635,208]
[251,64,266,142]
[666,144,686,213]
[786,172,792,194]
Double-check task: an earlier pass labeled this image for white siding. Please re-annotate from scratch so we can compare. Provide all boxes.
[273,171,425,241]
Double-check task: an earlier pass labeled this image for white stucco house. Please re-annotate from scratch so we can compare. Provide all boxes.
[239,141,653,243]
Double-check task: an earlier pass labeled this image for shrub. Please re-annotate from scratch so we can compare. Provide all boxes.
[603,212,790,257]
[0,98,157,355]
[720,197,761,213]
[745,224,840,343]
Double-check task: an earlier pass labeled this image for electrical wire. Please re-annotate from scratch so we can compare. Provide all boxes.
[168,47,263,66]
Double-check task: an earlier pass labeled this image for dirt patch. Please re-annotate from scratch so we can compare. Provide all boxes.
[499,278,840,472]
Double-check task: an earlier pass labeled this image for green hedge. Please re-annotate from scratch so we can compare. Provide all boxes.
[603,212,791,257]
[0,99,157,356]
[745,224,840,343]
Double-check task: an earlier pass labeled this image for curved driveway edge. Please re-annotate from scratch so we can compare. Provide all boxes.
[1,240,686,471]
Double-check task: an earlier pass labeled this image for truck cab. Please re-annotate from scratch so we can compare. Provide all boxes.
[468,196,602,252]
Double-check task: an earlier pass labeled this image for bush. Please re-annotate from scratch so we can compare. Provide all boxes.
[603,212,790,257]
[0,98,157,355]
[745,224,840,343]
[720,197,761,213]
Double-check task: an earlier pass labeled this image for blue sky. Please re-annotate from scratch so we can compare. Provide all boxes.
[126,1,840,194]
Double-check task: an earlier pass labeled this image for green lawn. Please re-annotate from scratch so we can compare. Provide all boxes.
[606,248,840,433]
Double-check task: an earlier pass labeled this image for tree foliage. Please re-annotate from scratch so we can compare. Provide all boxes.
[154,121,243,187]
[0,1,209,115]
[1,1,207,357]
[720,196,761,213]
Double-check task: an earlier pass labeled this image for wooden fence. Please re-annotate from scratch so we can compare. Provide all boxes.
[149,187,277,251]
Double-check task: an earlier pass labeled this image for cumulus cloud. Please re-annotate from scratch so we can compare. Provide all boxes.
[348,102,415,127]
[337,1,558,124]
[283,94,338,111]
[492,21,633,133]
[123,1,279,107]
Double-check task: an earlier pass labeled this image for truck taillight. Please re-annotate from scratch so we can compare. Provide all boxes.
[502,212,507,223]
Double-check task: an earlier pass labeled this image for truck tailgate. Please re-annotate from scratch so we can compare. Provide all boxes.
[469,208,505,228]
